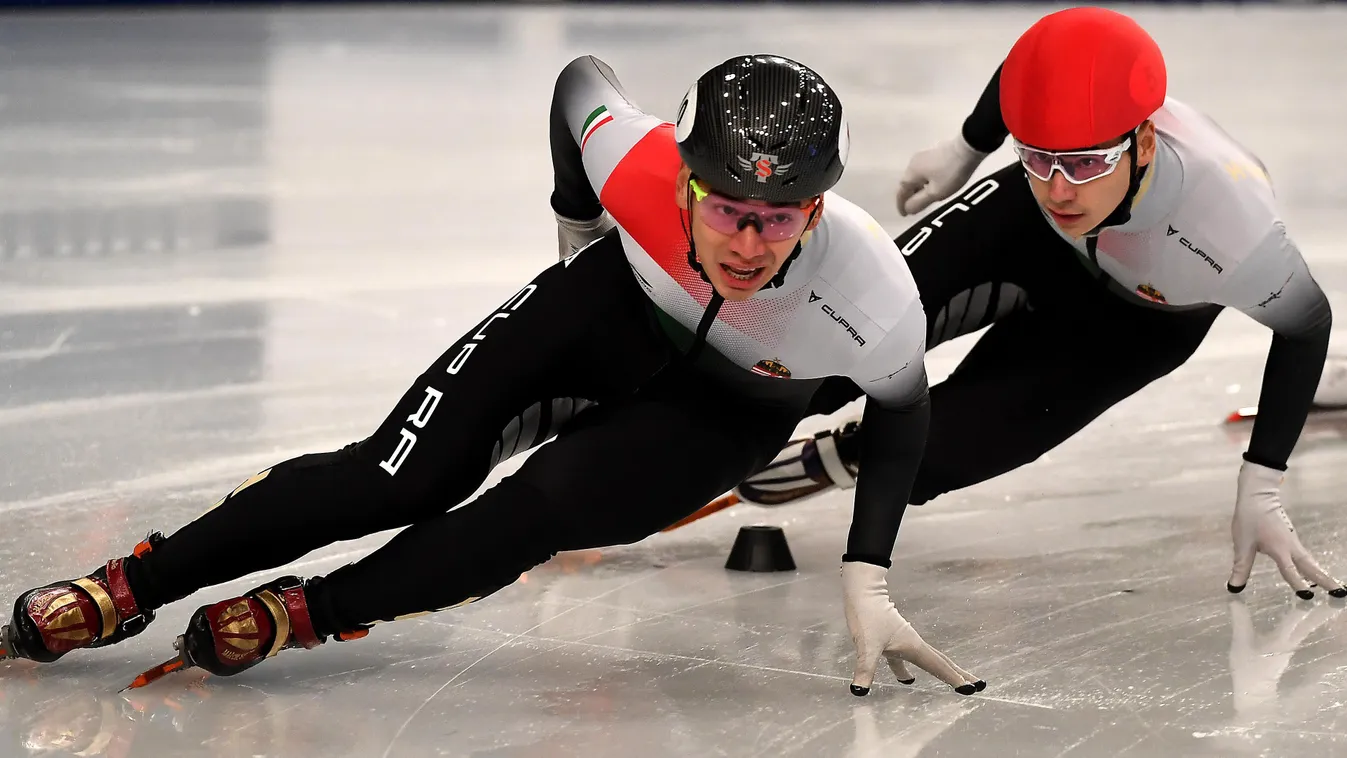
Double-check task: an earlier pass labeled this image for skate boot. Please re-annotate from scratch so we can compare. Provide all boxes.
[125,575,368,689]
[736,419,861,506]
[0,533,164,663]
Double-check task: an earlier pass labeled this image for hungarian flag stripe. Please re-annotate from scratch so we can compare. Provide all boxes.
[581,105,613,151]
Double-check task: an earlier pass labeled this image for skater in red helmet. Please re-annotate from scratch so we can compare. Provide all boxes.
[733,7,1344,601]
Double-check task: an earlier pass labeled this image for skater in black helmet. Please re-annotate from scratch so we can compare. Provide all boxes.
[2,53,983,698]
[727,6,1346,601]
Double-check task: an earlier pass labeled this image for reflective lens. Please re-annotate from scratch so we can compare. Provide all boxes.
[1013,138,1131,185]
[690,180,815,242]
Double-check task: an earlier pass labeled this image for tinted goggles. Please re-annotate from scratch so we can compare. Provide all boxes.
[689,179,817,242]
[1012,137,1132,185]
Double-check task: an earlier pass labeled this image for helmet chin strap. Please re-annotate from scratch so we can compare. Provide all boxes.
[762,202,820,290]
[683,180,710,280]
[1085,128,1145,237]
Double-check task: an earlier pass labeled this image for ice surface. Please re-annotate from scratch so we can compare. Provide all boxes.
[2,4,1347,756]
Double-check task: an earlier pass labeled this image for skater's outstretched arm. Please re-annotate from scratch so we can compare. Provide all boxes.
[893,62,1004,217]
[844,388,929,566]
[1218,230,1331,472]
[548,55,661,258]
[959,63,1008,154]
[1215,227,1342,598]
[835,287,931,566]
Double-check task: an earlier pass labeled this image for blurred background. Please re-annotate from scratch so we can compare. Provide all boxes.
[2,0,1344,412]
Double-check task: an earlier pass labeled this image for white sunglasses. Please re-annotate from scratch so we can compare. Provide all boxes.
[1012,137,1132,185]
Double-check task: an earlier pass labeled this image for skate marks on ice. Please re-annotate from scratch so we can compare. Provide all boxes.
[0,597,1343,756]
[378,555,992,758]
[5,538,1339,758]
[1,395,1346,758]
[794,501,1347,756]
[3,358,1347,757]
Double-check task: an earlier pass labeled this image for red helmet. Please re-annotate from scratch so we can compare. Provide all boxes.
[1000,7,1167,151]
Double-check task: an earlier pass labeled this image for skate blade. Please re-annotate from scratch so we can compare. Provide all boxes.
[661,492,740,532]
[1225,403,1347,424]
[120,655,188,692]
[120,637,192,692]
[1224,406,1259,423]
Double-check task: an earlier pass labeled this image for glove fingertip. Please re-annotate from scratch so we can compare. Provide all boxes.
[850,684,870,697]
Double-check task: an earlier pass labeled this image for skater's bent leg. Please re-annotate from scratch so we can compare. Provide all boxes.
[131,236,670,611]
[130,442,439,610]
[911,306,1220,503]
[805,376,865,418]
[306,395,799,634]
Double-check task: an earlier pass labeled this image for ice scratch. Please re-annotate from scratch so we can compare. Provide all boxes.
[380,568,674,758]
[0,326,74,364]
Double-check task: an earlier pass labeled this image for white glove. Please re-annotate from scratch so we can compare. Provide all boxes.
[841,561,983,696]
[555,210,615,261]
[894,134,991,217]
[1227,460,1346,598]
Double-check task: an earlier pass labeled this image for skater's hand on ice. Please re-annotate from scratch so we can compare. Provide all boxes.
[1227,460,1347,599]
[841,561,984,696]
[894,135,989,217]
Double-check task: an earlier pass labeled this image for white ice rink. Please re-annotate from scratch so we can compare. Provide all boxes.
[2,3,1347,756]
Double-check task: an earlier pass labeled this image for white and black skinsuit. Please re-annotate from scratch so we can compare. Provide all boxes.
[801,62,1331,505]
[85,54,938,637]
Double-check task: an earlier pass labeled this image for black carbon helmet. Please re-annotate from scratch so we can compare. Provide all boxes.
[674,54,849,204]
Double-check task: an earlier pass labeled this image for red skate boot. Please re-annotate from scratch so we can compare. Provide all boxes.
[0,533,164,663]
[125,575,368,690]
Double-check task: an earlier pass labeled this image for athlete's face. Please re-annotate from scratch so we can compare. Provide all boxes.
[1025,121,1157,239]
[675,164,822,301]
